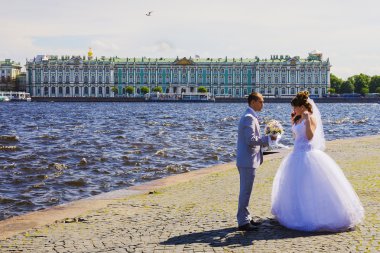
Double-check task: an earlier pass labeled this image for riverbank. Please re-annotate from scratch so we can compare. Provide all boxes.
[30,96,380,103]
[0,135,379,252]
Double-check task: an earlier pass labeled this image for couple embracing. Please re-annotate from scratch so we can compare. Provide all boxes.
[236,91,364,232]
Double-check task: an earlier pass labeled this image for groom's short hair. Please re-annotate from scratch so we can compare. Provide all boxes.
[248,92,263,104]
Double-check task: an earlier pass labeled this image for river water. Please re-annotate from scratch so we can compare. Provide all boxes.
[0,102,379,220]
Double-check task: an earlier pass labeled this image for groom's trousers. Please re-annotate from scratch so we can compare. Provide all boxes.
[237,166,256,226]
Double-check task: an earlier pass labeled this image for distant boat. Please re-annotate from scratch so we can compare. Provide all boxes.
[0,95,10,102]
[0,91,31,102]
[145,92,215,102]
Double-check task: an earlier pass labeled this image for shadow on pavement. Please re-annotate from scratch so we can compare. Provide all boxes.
[161,218,337,248]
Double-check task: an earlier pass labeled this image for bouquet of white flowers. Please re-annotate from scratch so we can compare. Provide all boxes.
[264,120,285,148]
[264,119,284,136]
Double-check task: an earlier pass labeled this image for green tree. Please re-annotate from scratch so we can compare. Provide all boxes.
[376,87,380,93]
[361,87,369,95]
[111,86,118,94]
[197,86,207,93]
[125,86,134,95]
[330,74,343,93]
[152,86,163,93]
[348,73,370,94]
[369,75,380,93]
[328,88,336,94]
[140,86,149,95]
[340,80,354,93]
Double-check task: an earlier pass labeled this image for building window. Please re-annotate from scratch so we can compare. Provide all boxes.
[66,87,70,95]
[84,87,88,95]
[98,87,103,96]
[44,87,49,95]
[91,87,95,94]
[282,88,286,94]
[75,87,79,95]
[315,88,319,94]
[59,87,63,94]
[291,87,295,94]
[106,87,110,94]
[51,87,56,94]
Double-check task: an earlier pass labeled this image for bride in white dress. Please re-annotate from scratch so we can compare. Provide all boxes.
[271,91,364,232]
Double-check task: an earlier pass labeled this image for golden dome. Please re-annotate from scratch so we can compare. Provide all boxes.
[88,48,93,59]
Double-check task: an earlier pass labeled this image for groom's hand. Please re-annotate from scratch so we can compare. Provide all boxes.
[270,135,277,141]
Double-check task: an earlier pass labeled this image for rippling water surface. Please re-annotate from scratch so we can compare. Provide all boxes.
[0,102,379,220]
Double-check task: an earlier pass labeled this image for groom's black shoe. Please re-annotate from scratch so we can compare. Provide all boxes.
[250,217,264,226]
[238,223,257,231]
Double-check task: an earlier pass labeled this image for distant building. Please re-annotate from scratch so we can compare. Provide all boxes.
[0,59,22,91]
[25,50,331,98]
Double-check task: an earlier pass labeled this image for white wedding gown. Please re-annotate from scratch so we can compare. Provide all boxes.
[271,120,364,232]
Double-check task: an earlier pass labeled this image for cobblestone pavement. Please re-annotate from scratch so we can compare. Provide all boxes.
[0,136,379,252]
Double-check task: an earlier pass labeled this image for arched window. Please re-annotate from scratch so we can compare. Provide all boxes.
[282,88,286,94]
[44,87,49,95]
[106,87,110,94]
[98,87,103,96]
[291,87,295,94]
[51,87,56,95]
[84,87,88,95]
[66,87,70,95]
[59,87,63,94]
[75,87,79,95]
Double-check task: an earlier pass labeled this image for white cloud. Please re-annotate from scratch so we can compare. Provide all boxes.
[0,0,380,78]
[91,40,120,52]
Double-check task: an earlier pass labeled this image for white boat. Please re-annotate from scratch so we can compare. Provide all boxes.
[0,95,10,102]
[0,91,31,102]
[145,92,215,102]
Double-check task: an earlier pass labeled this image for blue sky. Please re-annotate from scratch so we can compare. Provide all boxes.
[1,0,379,79]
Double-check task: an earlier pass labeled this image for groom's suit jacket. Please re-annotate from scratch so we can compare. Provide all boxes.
[236,107,269,169]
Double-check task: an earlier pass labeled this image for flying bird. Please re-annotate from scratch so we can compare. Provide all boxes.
[146,11,153,16]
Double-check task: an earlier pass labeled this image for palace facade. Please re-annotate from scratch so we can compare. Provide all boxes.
[25,50,331,98]
[0,59,23,91]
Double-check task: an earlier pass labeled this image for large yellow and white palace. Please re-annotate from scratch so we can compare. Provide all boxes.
[25,49,331,98]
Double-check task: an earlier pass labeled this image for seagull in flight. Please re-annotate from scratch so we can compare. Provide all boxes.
[146,11,153,16]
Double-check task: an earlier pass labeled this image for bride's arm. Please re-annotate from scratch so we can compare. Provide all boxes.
[303,112,317,140]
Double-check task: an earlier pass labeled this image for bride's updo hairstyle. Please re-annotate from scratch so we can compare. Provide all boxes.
[291,91,313,124]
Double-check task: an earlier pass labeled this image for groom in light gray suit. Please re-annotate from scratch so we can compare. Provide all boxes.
[236,92,275,231]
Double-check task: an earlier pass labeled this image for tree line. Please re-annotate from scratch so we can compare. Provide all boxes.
[111,86,208,96]
[330,73,380,94]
